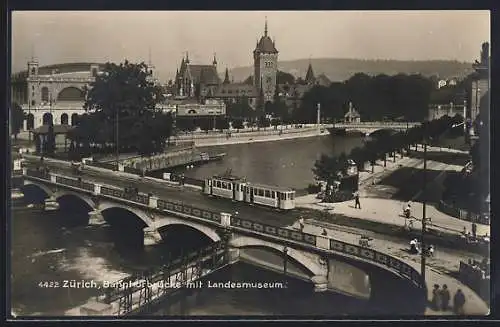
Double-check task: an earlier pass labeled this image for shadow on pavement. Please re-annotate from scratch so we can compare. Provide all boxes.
[375,167,444,202]
[407,151,469,166]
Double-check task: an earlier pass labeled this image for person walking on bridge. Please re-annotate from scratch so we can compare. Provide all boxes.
[472,222,477,239]
[440,284,450,311]
[354,191,361,209]
[453,289,466,314]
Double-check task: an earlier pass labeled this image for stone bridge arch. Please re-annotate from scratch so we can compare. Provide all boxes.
[154,215,221,242]
[53,190,96,210]
[21,180,53,197]
[230,235,323,276]
[97,202,154,227]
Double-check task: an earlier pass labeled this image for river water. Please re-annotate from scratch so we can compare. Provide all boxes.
[11,134,381,317]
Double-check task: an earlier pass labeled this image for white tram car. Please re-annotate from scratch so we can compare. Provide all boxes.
[203,175,296,210]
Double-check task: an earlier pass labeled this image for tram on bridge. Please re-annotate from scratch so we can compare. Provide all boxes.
[203,175,296,210]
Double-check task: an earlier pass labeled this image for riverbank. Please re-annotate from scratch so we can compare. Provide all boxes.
[175,126,329,147]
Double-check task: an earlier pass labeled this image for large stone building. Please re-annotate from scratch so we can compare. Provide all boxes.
[172,18,278,108]
[253,19,279,102]
[11,61,104,130]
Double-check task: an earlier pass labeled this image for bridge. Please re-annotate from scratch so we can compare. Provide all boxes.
[20,160,427,315]
[332,122,421,134]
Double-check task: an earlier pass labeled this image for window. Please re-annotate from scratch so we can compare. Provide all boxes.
[41,87,49,102]
[92,68,98,77]
[31,68,36,75]
[271,191,275,199]
[32,85,35,91]
[31,100,35,106]
[258,189,264,197]
[264,190,270,198]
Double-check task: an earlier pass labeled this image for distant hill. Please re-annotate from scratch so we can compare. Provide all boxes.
[229,58,474,83]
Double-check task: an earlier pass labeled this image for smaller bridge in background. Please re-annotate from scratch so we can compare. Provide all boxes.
[332,122,421,134]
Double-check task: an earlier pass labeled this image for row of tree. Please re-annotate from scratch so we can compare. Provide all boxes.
[234,72,474,125]
[312,115,464,186]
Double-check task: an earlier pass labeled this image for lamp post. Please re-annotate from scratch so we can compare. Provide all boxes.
[283,246,288,277]
[115,107,119,171]
[420,122,428,283]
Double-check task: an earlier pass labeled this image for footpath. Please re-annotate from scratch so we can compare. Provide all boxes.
[297,146,489,237]
[287,220,489,316]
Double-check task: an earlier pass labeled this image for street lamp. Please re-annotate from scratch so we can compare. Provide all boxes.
[420,122,428,283]
[283,246,288,277]
[115,107,119,170]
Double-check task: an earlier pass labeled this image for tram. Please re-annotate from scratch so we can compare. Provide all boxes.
[203,175,296,210]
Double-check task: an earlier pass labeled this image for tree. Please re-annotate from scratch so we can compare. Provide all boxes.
[349,147,366,172]
[364,140,379,173]
[276,70,295,85]
[75,60,170,156]
[11,103,25,140]
[313,154,339,184]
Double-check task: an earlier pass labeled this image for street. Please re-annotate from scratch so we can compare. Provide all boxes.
[24,160,301,228]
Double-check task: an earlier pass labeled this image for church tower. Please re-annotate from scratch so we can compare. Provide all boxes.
[253,17,279,103]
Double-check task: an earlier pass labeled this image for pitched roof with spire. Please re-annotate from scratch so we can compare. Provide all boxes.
[254,17,278,54]
[305,62,315,84]
[178,52,220,85]
[223,68,230,84]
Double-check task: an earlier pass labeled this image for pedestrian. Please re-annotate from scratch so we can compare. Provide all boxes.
[321,228,328,236]
[427,245,435,257]
[471,222,477,239]
[431,284,442,310]
[453,289,466,314]
[409,238,418,254]
[440,285,450,311]
[354,191,361,209]
[462,226,467,236]
[299,217,305,231]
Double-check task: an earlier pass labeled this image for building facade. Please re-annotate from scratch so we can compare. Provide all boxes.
[11,61,104,130]
[172,18,278,108]
[11,60,160,132]
[427,102,466,121]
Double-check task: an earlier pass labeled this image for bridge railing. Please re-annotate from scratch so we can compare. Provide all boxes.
[24,169,424,291]
[333,122,420,127]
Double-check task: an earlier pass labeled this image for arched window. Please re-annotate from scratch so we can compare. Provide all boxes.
[42,112,53,126]
[60,113,69,125]
[41,87,49,102]
[57,87,85,101]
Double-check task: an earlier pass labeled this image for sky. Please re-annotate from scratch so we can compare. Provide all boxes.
[11,11,490,81]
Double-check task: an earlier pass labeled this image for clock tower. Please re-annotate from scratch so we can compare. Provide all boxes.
[253,17,279,103]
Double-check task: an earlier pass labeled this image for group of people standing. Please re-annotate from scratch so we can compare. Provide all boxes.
[431,284,466,314]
